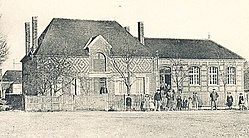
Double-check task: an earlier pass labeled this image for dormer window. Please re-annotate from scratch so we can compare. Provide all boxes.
[93,52,106,72]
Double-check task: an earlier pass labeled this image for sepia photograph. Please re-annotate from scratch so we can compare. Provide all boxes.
[0,0,249,137]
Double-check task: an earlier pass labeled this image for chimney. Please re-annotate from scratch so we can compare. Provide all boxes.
[124,26,130,32]
[32,16,38,53]
[25,22,31,55]
[138,21,144,45]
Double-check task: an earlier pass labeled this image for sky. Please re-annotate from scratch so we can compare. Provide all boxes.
[0,0,249,73]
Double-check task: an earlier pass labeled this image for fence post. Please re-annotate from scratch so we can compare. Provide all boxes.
[72,95,74,111]
[58,96,62,111]
[106,94,109,111]
[23,94,26,111]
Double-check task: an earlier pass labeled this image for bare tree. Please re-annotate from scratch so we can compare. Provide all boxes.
[0,35,8,66]
[24,33,90,96]
[110,40,151,95]
[26,55,80,96]
[0,12,8,66]
[169,58,188,95]
[218,59,237,103]
[215,50,237,103]
[110,47,136,95]
[111,54,135,95]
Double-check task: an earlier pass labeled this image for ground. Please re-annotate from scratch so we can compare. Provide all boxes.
[0,110,248,138]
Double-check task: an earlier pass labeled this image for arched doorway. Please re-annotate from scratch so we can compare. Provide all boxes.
[159,67,171,89]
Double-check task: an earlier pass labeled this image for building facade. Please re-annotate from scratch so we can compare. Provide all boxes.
[146,38,245,106]
[21,17,246,110]
[2,70,22,96]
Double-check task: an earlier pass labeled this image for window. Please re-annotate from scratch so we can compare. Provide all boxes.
[114,79,126,95]
[92,77,108,94]
[71,78,81,95]
[91,77,108,95]
[93,53,106,72]
[208,67,218,85]
[115,77,145,95]
[99,78,108,94]
[227,67,236,84]
[189,66,200,85]
[131,77,145,95]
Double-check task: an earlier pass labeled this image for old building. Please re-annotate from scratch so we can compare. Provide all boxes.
[21,17,246,111]
[147,38,245,106]
[1,70,23,109]
[21,17,154,111]
[2,70,22,96]
[244,66,249,103]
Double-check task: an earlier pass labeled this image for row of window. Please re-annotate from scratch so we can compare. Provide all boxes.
[189,66,236,85]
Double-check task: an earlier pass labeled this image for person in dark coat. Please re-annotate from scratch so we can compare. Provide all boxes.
[176,95,182,111]
[126,94,132,111]
[154,89,162,111]
[238,93,245,110]
[210,89,219,110]
[226,92,233,110]
[182,96,188,111]
[167,89,175,111]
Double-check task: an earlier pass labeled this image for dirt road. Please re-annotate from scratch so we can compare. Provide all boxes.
[0,110,248,138]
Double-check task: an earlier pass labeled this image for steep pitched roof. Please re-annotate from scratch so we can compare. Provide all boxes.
[145,38,244,59]
[2,70,22,83]
[35,18,150,57]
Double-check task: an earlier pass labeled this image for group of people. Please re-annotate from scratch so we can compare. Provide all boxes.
[141,87,203,111]
[226,91,246,110]
[211,88,247,110]
[139,87,247,111]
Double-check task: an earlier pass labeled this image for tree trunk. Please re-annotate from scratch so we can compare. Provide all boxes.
[127,85,131,95]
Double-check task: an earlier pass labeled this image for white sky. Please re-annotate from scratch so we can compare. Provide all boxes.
[0,0,249,73]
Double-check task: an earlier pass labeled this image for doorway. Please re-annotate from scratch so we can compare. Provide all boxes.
[160,67,171,89]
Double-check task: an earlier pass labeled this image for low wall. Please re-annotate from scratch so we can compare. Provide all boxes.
[24,94,143,112]
[24,95,107,111]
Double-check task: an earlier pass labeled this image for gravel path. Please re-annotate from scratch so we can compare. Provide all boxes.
[0,110,248,138]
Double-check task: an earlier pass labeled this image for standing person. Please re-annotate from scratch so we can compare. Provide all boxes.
[182,96,188,111]
[176,95,182,111]
[238,93,245,110]
[126,94,132,111]
[192,92,199,110]
[188,97,193,110]
[210,89,219,110]
[161,90,167,110]
[143,94,150,111]
[149,96,155,111]
[160,83,166,92]
[165,83,169,94]
[172,89,176,109]
[154,89,162,111]
[167,89,175,111]
[226,92,233,110]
